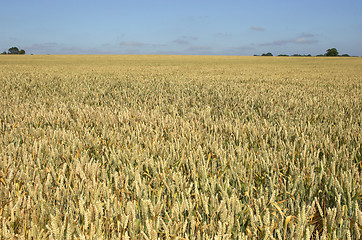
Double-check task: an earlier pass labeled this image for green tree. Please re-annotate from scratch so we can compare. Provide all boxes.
[19,49,26,55]
[261,52,273,56]
[325,48,339,56]
[8,47,20,54]
[1,51,6,55]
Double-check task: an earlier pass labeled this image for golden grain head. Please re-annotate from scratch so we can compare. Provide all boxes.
[0,55,361,239]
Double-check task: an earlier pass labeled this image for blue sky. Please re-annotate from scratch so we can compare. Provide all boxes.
[1,0,361,55]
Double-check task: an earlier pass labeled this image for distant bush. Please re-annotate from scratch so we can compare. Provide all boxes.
[4,47,26,55]
[8,47,20,54]
[325,48,338,56]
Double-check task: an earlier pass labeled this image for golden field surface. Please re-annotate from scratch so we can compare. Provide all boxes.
[0,55,361,239]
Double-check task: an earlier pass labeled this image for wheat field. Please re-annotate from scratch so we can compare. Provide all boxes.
[0,55,361,239]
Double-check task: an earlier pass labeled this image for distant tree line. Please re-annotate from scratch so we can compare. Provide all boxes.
[255,48,351,57]
[1,47,26,55]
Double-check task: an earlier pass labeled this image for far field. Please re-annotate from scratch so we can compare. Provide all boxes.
[0,55,361,239]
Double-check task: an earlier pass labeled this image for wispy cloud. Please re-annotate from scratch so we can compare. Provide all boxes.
[151,43,168,48]
[24,42,118,54]
[224,45,255,55]
[119,41,145,47]
[229,46,255,51]
[293,38,318,44]
[25,42,63,54]
[179,15,209,22]
[60,46,109,54]
[186,46,212,51]
[251,26,265,31]
[119,41,167,51]
[260,33,318,46]
[184,46,213,55]
[260,40,289,46]
[173,36,198,45]
[299,33,315,38]
[27,42,59,50]
[215,32,232,38]
[173,39,189,45]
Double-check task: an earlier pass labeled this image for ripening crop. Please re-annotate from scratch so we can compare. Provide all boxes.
[0,55,361,239]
